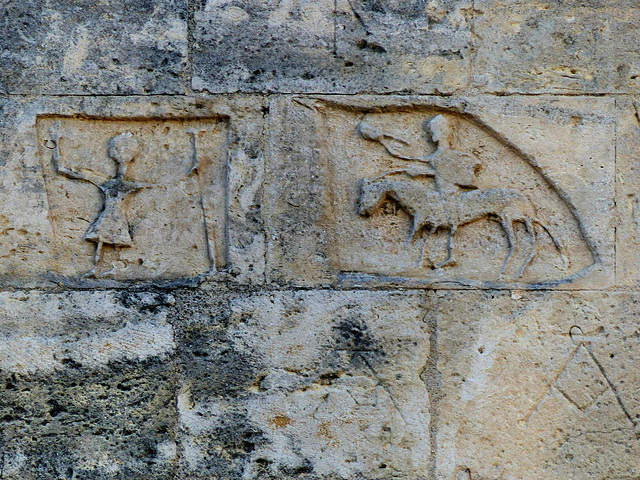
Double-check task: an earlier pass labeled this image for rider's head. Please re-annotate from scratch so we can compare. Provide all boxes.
[108,132,140,164]
[426,115,451,146]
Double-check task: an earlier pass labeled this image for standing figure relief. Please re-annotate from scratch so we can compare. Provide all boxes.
[49,132,164,278]
[357,115,568,277]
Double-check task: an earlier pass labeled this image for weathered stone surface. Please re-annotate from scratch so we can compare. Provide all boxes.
[1,0,638,477]
[176,290,432,479]
[615,96,640,286]
[0,0,187,95]
[191,0,471,93]
[473,0,640,93]
[267,95,614,289]
[0,95,265,286]
[435,290,640,480]
[0,290,177,479]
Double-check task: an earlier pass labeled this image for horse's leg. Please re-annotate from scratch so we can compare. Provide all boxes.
[419,225,435,268]
[436,225,458,268]
[534,219,570,270]
[516,218,537,278]
[405,218,422,250]
[499,215,516,276]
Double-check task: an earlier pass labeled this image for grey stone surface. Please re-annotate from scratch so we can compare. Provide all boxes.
[176,290,432,479]
[473,0,640,93]
[0,290,177,480]
[0,0,188,95]
[191,0,471,93]
[267,95,614,289]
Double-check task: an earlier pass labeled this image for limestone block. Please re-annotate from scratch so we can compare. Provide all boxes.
[267,95,614,289]
[0,290,177,479]
[191,0,471,93]
[0,0,187,95]
[615,97,640,286]
[176,290,432,479]
[473,0,640,93]
[435,291,640,480]
[0,95,265,286]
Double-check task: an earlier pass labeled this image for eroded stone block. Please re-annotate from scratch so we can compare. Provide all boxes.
[267,95,613,289]
[191,0,471,93]
[176,290,432,479]
[0,0,187,95]
[615,97,640,286]
[0,290,177,480]
[435,291,640,480]
[473,0,640,93]
[0,96,265,285]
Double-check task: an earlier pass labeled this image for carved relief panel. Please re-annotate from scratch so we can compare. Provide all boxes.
[268,97,613,288]
[37,116,229,281]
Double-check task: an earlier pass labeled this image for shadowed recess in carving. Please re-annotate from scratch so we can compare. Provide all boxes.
[311,100,597,285]
[36,116,230,282]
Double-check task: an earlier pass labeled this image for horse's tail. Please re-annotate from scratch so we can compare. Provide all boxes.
[532,218,569,270]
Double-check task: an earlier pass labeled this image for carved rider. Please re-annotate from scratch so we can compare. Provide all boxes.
[359,115,481,268]
[358,114,480,193]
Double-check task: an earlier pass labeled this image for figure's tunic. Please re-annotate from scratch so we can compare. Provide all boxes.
[83,179,141,246]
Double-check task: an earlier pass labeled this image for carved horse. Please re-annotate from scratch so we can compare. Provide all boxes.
[358,177,568,277]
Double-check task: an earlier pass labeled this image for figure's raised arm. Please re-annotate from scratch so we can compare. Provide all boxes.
[50,137,104,186]
[357,122,432,163]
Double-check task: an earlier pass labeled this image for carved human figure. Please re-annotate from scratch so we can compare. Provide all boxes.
[51,132,158,277]
[358,115,481,193]
[359,115,481,267]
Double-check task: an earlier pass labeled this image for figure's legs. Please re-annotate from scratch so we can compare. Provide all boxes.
[83,240,103,278]
[98,245,120,278]
[499,215,516,275]
[436,225,458,268]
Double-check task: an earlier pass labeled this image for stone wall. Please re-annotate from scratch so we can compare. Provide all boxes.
[0,1,638,479]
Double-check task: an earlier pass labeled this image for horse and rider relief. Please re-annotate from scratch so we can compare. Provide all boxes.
[321,109,597,284]
[356,114,569,278]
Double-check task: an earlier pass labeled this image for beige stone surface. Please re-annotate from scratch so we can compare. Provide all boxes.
[473,0,640,93]
[615,96,640,287]
[436,290,640,479]
[1,0,639,476]
[267,95,614,289]
[0,95,265,286]
[177,290,432,479]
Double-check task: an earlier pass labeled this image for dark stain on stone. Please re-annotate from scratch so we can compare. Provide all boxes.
[0,356,176,479]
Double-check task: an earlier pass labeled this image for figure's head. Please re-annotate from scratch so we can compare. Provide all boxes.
[426,115,451,146]
[108,132,140,164]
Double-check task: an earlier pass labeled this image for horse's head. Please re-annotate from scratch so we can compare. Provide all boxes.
[358,177,385,217]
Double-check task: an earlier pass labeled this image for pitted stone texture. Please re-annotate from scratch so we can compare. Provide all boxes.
[191,0,470,93]
[615,97,640,286]
[267,95,613,289]
[435,291,640,480]
[473,0,640,93]
[177,290,432,480]
[0,290,177,480]
[0,96,265,286]
[0,0,187,95]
